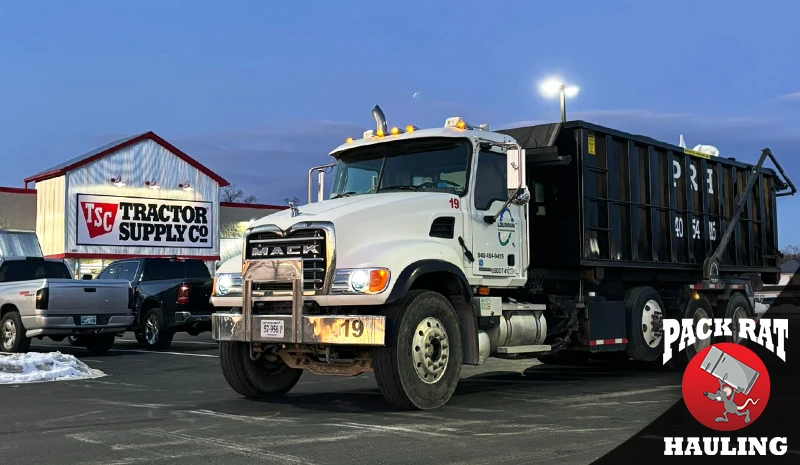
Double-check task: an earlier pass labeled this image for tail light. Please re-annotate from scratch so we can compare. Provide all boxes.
[128,286,135,309]
[35,287,49,310]
[177,283,190,305]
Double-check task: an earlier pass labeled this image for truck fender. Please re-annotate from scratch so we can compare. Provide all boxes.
[384,259,473,305]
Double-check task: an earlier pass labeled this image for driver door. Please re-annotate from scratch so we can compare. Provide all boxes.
[470,149,524,278]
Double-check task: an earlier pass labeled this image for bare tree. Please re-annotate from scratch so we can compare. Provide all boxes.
[779,245,800,266]
[220,222,248,239]
[220,185,257,204]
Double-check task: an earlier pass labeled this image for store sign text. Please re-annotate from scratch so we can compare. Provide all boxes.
[77,194,213,249]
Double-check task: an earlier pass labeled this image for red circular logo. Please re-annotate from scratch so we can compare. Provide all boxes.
[682,342,770,432]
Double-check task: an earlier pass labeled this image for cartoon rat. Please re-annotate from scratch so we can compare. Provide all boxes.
[703,377,760,423]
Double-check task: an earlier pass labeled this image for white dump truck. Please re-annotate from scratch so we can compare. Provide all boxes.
[211,106,794,409]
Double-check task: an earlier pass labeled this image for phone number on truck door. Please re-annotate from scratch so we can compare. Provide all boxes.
[477,252,505,259]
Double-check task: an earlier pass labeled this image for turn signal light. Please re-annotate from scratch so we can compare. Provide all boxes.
[477,286,490,296]
[369,269,390,293]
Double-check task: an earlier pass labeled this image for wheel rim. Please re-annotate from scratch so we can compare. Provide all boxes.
[692,307,712,353]
[641,299,664,348]
[411,317,449,384]
[145,315,159,345]
[2,319,16,351]
[729,306,748,344]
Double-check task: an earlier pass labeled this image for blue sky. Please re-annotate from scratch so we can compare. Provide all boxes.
[1,0,799,246]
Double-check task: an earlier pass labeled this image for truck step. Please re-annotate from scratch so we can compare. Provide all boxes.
[496,345,551,355]
[501,302,546,312]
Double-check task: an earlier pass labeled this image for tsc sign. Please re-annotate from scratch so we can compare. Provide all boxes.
[76,194,213,248]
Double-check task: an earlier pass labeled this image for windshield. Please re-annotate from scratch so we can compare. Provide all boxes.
[329,138,471,199]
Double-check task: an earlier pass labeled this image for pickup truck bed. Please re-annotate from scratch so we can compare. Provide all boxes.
[0,257,133,354]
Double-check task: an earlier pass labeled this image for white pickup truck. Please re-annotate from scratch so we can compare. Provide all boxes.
[0,257,134,354]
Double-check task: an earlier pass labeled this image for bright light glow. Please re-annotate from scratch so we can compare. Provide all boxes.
[349,270,369,292]
[346,137,353,143]
[406,125,415,133]
[390,127,399,135]
[376,129,384,137]
[538,77,579,98]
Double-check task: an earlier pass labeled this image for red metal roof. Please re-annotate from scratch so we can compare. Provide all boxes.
[24,131,230,187]
[220,201,288,210]
[0,186,37,195]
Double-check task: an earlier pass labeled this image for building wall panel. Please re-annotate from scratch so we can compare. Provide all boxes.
[0,190,37,230]
[35,177,66,256]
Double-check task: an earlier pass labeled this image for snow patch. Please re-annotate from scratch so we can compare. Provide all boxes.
[0,351,106,384]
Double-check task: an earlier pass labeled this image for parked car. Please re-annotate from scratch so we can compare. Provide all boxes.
[0,256,134,354]
[94,257,214,350]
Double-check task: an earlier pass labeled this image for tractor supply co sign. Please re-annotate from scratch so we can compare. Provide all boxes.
[76,194,213,248]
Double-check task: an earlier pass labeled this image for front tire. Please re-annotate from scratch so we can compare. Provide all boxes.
[372,290,463,410]
[219,342,303,397]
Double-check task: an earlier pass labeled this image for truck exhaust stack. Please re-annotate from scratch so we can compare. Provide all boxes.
[372,105,387,133]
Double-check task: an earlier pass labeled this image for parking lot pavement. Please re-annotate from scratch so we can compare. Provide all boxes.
[1,333,683,465]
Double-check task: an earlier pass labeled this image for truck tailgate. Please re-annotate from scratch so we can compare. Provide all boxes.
[44,279,130,315]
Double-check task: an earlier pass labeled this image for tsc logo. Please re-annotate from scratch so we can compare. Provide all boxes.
[81,201,119,239]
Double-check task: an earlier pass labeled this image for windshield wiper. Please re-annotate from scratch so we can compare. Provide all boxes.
[331,191,359,199]
[380,185,421,192]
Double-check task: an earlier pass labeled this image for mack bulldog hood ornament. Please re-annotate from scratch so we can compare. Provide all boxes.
[285,197,300,217]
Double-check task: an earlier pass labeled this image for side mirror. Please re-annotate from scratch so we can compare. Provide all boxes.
[82,274,93,280]
[511,187,531,206]
[506,147,529,205]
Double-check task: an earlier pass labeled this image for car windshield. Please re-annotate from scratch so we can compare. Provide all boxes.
[329,138,471,199]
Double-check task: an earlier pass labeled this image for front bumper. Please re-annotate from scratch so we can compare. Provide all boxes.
[22,314,134,338]
[211,258,386,346]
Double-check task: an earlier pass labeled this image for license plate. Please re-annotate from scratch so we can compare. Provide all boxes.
[81,316,97,325]
[260,319,284,338]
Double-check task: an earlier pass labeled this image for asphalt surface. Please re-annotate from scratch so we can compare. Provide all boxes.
[1,333,683,465]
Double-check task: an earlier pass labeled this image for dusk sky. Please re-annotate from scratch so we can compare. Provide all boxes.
[1,1,799,246]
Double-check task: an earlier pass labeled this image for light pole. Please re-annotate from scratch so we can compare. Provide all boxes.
[538,78,579,122]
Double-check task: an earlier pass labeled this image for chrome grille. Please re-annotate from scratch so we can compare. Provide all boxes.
[245,228,327,292]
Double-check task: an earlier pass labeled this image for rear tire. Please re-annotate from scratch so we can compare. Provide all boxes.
[721,292,753,346]
[1,311,30,353]
[142,308,174,350]
[83,334,116,354]
[670,294,714,370]
[624,286,665,362]
[372,290,463,410]
[219,342,303,397]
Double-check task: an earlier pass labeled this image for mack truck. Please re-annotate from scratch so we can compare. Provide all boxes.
[211,106,795,410]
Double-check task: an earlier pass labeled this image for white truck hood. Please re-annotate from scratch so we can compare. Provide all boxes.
[248,192,463,269]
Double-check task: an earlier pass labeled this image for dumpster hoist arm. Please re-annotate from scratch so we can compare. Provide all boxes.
[703,148,797,282]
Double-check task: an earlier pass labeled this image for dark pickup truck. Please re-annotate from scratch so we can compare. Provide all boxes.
[93,257,214,350]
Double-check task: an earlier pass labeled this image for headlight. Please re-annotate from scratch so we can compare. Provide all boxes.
[332,268,391,294]
[214,273,242,296]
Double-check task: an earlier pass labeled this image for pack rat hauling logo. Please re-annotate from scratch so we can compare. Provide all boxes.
[661,317,789,456]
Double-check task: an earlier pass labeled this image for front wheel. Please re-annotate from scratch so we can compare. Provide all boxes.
[219,342,303,397]
[372,290,463,410]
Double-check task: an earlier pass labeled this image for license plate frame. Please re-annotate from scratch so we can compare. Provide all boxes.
[260,319,285,339]
[304,315,386,345]
[80,315,97,325]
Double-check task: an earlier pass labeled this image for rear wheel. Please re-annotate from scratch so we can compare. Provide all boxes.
[669,294,714,370]
[1,311,30,353]
[721,292,753,345]
[83,334,116,354]
[624,286,665,362]
[219,342,303,397]
[372,290,463,410]
[142,308,174,350]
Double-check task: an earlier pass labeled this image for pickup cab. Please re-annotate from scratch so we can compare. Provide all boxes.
[95,257,214,350]
[0,257,134,354]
